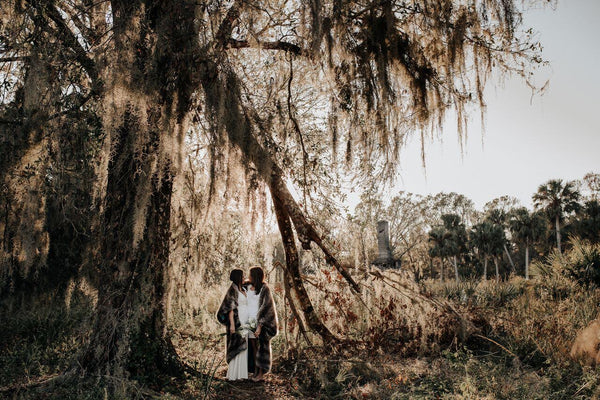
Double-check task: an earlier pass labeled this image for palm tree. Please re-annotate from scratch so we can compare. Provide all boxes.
[428,226,450,281]
[470,221,506,281]
[485,208,516,272]
[533,179,581,255]
[440,214,468,281]
[571,200,600,244]
[509,207,547,279]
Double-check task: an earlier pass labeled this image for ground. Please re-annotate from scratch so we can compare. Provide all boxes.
[211,375,297,400]
[3,273,600,399]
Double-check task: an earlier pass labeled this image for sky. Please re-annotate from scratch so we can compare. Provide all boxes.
[381,0,600,210]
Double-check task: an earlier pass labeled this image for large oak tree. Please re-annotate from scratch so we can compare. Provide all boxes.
[1,0,547,383]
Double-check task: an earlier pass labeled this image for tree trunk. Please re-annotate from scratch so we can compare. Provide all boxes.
[503,243,516,273]
[483,256,488,280]
[493,257,500,282]
[555,214,562,255]
[440,257,445,282]
[429,258,434,280]
[80,1,199,379]
[271,192,337,344]
[282,267,311,346]
[81,116,181,377]
[525,244,530,280]
[452,256,459,281]
[0,44,56,297]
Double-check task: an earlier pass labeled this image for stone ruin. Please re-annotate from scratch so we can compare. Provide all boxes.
[371,220,401,269]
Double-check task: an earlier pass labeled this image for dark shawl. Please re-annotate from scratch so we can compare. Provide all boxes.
[255,284,278,372]
[216,283,247,364]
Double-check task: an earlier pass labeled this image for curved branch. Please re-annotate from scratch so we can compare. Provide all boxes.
[31,2,100,87]
[271,191,337,343]
[226,38,306,56]
[201,66,361,294]
[287,55,309,208]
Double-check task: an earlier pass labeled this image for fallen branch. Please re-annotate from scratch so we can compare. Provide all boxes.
[0,370,75,395]
[473,333,519,360]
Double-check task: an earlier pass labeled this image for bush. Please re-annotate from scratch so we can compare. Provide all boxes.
[563,239,600,289]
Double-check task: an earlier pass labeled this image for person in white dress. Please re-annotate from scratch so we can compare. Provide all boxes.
[245,283,260,374]
[226,270,250,381]
[217,269,264,381]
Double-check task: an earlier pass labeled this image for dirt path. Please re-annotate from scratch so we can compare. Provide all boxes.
[211,372,298,400]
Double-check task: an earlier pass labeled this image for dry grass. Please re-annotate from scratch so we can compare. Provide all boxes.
[2,243,600,399]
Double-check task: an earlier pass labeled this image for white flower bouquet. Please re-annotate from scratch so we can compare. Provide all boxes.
[220,317,258,337]
[237,317,258,336]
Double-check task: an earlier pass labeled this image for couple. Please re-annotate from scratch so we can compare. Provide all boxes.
[217,266,278,381]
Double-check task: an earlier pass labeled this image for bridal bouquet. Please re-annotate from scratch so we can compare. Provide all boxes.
[238,317,258,336]
[220,318,258,337]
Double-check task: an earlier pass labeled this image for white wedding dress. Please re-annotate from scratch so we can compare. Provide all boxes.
[226,287,259,380]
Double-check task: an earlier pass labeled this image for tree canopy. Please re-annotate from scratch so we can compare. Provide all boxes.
[0,0,551,388]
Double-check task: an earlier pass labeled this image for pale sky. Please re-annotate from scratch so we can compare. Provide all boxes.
[388,0,600,210]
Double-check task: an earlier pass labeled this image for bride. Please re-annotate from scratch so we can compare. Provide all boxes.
[217,268,254,380]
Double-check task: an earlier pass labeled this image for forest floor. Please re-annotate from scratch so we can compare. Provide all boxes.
[211,374,297,400]
[2,274,600,399]
[176,330,594,400]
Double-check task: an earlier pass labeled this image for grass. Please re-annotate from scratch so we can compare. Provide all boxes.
[2,244,600,399]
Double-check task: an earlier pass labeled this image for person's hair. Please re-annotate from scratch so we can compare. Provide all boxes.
[249,266,265,294]
[230,269,244,290]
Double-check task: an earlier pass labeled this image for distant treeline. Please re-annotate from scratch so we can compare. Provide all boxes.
[341,173,600,281]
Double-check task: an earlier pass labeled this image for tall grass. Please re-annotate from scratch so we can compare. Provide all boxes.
[3,240,600,398]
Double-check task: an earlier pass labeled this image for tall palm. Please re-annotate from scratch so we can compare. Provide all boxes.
[571,200,600,244]
[470,221,506,280]
[428,226,450,281]
[486,208,516,272]
[509,207,547,279]
[533,179,581,255]
[441,214,468,281]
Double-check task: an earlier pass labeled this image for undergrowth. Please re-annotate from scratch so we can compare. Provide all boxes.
[2,243,600,398]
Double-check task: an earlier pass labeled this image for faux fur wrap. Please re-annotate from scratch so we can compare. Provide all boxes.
[255,284,278,372]
[216,284,247,364]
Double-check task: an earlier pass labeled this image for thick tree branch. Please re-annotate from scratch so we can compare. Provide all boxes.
[45,5,98,83]
[226,38,306,56]
[26,1,100,89]
[287,55,309,208]
[0,56,30,63]
[214,0,244,50]
[272,193,337,343]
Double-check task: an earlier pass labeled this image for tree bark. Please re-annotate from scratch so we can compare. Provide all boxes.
[271,191,337,344]
[493,257,500,282]
[80,114,181,377]
[0,43,56,297]
[452,255,459,281]
[80,0,199,378]
[483,256,488,280]
[555,214,562,255]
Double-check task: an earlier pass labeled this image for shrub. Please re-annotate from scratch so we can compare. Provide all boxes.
[563,239,600,289]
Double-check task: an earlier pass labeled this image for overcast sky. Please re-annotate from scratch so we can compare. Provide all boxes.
[383,0,600,210]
